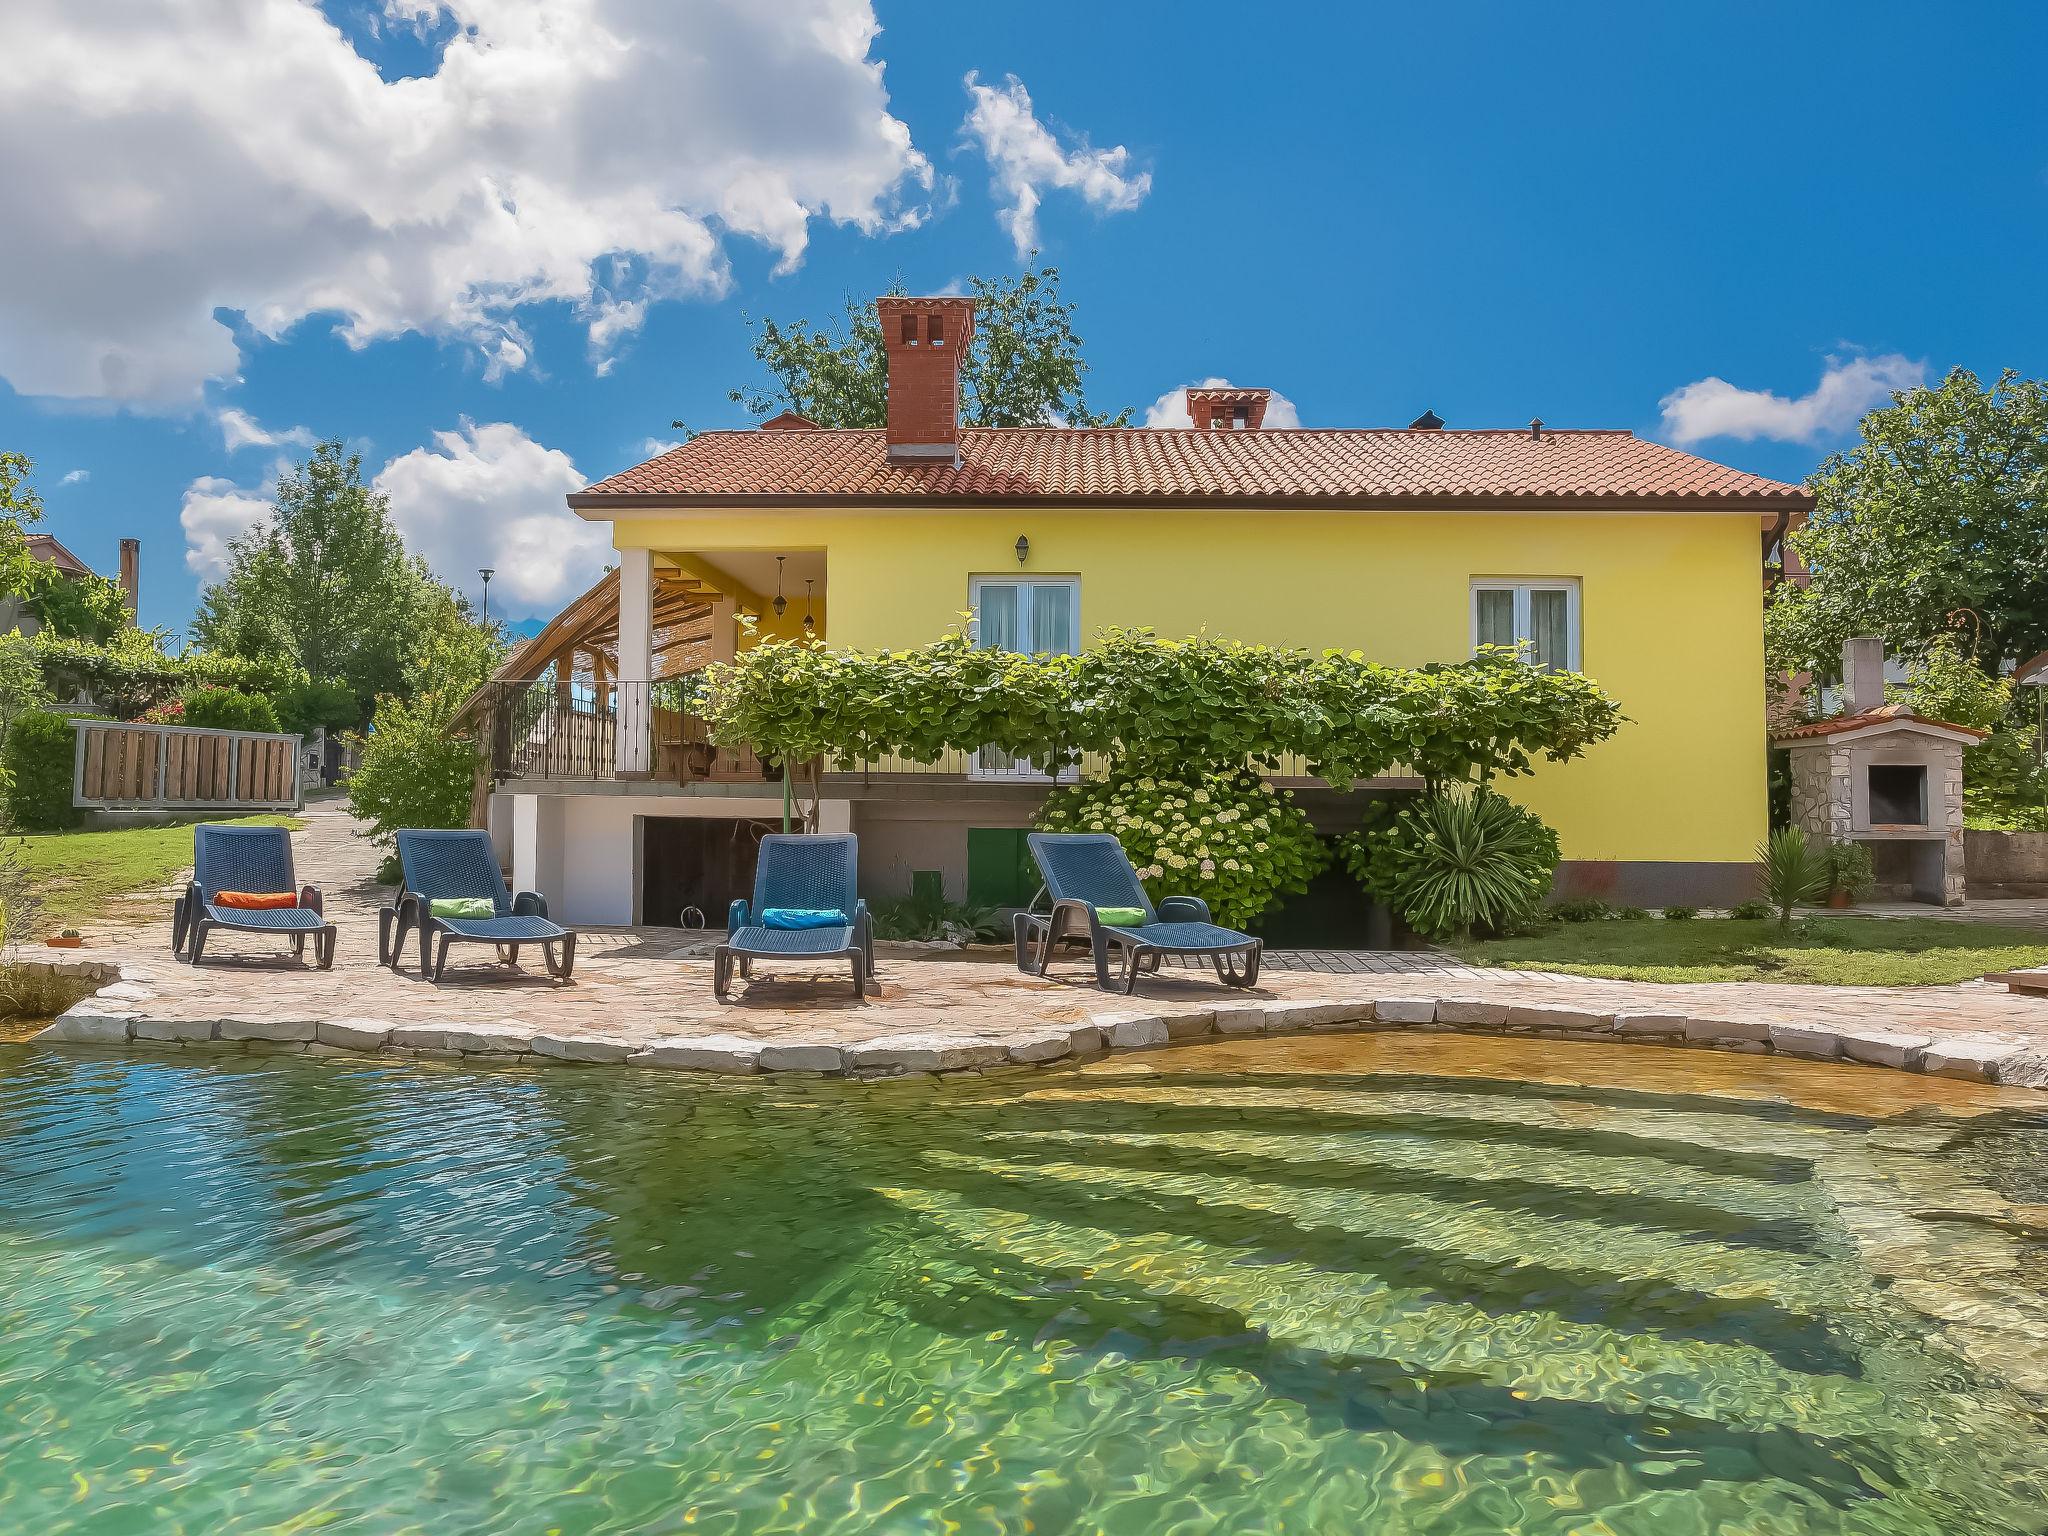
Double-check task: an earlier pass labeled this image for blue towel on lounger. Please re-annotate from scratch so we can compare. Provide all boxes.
[762,908,849,930]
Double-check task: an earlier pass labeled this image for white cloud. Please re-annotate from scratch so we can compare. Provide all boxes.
[961,73,1150,257]
[179,475,275,582]
[1142,377,1302,429]
[639,437,684,458]
[0,0,933,404]
[216,407,317,454]
[1659,353,1925,445]
[373,421,607,617]
[59,469,88,486]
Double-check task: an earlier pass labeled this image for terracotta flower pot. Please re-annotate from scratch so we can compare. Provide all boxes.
[45,934,83,949]
[1827,890,1852,910]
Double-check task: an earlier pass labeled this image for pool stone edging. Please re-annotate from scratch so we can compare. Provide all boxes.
[26,960,2048,1089]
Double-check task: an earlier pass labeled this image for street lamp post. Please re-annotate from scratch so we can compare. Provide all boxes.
[479,568,495,625]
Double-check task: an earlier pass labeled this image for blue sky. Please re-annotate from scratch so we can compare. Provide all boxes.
[2,0,2042,635]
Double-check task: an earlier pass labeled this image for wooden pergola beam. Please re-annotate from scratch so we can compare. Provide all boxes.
[449,568,716,732]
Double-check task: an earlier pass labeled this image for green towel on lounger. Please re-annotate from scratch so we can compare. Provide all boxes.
[430,898,498,919]
[1095,906,1146,927]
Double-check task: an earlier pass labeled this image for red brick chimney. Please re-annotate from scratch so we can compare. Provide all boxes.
[118,538,140,615]
[1186,386,1271,430]
[878,296,976,465]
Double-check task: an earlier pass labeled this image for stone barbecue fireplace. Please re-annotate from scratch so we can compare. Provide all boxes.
[1772,637,1984,906]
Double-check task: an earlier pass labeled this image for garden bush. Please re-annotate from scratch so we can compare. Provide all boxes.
[1548,897,1613,923]
[1036,768,1328,928]
[870,878,1006,943]
[177,687,282,734]
[1823,840,1875,903]
[273,678,361,736]
[27,630,311,722]
[1345,788,1561,941]
[1,710,91,831]
[1614,905,1651,921]
[346,693,481,845]
[0,633,50,753]
[1662,904,1699,920]
[1728,898,1775,921]
[0,835,42,948]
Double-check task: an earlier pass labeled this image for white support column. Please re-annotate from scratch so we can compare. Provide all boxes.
[615,547,654,778]
[510,794,540,895]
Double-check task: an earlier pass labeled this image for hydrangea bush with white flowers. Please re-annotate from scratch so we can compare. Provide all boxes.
[1037,769,1327,928]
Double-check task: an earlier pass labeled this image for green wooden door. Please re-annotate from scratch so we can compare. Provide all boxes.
[966,828,1040,908]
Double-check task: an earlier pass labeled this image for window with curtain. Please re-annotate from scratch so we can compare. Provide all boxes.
[971,578,1079,775]
[971,578,1078,656]
[1470,579,1580,672]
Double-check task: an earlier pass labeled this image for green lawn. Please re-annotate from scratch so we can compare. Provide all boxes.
[9,815,301,936]
[1453,916,2048,987]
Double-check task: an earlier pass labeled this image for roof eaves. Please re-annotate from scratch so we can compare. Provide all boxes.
[571,489,1816,513]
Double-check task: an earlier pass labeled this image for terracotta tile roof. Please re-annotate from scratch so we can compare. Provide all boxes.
[571,427,1813,510]
[1772,704,1989,742]
[24,532,91,575]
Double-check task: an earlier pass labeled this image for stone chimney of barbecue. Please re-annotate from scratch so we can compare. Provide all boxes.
[878,296,976,466]
[1186,386,1272,431]
[1844,635,1885,714]
[118,538,140,616]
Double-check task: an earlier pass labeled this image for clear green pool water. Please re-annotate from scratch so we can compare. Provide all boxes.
[3,1037,2048,1534]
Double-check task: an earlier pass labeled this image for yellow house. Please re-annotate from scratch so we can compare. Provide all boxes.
[481,295,1810,928]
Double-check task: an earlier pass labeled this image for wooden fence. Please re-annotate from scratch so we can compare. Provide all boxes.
[71,720,303,812]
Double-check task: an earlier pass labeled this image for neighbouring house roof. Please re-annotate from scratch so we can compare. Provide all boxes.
[1771,703,1989,746]
[24,533,92,576]
[2013,650,2048,687]
[569,426,1814,512]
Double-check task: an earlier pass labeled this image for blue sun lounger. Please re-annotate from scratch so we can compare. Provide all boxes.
[716,834,873,1000]
[175,823,336,968]
[1015,832,1262,994]
[383,828,577,983]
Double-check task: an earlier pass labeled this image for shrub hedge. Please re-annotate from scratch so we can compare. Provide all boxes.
[1,711,93,831]
[178,687,282,734]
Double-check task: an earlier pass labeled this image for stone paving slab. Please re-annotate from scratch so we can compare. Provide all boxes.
[19,799,2048,1089]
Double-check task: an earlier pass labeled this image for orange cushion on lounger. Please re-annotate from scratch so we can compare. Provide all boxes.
[213,891,298,910]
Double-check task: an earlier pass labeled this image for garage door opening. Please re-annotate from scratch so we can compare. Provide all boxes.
[639,816,779,928]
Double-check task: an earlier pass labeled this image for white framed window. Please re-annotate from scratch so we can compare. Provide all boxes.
[1471,578,1580,672]
[970,577,1079,777]
[970,577,1079,657]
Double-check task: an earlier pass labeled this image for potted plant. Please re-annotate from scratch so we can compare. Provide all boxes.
[46,928,83,949]
[1824,840,1876,909]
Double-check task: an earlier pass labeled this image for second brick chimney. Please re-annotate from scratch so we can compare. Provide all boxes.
[1186,386,1272,430]
[878,296,976,465]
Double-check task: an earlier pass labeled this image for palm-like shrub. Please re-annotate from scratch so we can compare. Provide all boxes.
[1348,789,1561,941]
[1759,825,1827,929]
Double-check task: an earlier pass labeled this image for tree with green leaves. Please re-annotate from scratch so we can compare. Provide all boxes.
[0,452,130,643]
[1894,634,2048,828]
[193,441,446,721]
[723,264,1129,429]
[346,584,505,844]
[1767,369,2048,675]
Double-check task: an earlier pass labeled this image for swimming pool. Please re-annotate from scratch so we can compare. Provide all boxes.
[3,1034,2045,1533]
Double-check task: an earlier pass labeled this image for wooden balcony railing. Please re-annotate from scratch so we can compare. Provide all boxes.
[479,680,774,786]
